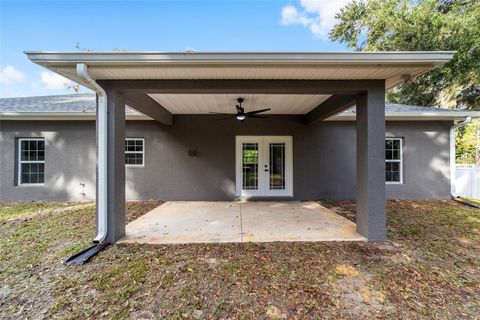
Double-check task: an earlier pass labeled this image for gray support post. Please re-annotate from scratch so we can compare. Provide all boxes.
[356,85,386,241]
[104,89,126,243]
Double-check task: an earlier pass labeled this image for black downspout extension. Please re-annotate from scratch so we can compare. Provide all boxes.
[64,243,108,266]
[453,197,480,209]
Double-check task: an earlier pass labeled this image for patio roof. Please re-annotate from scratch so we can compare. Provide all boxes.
[26,51,455,90]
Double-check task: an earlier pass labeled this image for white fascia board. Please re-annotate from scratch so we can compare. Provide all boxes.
[24,51,456,65]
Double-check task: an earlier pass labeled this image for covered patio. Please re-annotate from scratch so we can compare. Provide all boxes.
[26,51,454,243]
[119,201,365,244]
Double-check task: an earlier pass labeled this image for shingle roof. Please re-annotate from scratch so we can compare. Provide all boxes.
[0,94,137,114]
[343,103,471,114]
[0,94,478,120]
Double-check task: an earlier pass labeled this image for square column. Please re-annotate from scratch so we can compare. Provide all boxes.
[96,89,126,243]
[356,86,386,241]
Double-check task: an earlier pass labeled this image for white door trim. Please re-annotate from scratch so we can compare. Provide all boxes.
[235,136,293,198]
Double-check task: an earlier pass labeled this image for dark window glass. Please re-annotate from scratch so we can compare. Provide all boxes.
[386,172,392,181]
[125,139,144,165]
[242,143,258,190]
[125,153,143,165]
[386,150,392,159]
[385,138,402,182]
[392,172,400,182]
[21,162,44,184]
[19,139,45,184]
[269,143,285,190]
[393,150,400,160]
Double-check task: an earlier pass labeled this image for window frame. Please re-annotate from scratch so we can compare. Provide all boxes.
[125,138,145,167]
[18,138,45,186]
[385,137,403,184]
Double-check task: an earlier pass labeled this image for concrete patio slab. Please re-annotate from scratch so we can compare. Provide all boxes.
[241,201,364,242]
[120,201,241,244]
[119,201,366,245]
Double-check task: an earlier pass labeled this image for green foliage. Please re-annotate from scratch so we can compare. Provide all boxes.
[456,119,480,165]
[330,0,480,110]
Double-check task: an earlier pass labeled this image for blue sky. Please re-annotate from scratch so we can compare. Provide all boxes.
[0,0,349,98]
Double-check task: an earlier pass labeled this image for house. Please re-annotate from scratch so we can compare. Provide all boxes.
[1,51,479,243]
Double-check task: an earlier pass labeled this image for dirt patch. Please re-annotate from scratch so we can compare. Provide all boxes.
[335,271,388,318]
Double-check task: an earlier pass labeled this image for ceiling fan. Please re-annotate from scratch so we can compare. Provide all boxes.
[210,98,271,121]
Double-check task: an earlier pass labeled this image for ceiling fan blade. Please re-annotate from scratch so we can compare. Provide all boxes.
[245,108,271,115]
[246,114,267,119]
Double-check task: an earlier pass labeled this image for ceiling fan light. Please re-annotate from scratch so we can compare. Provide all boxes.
[236,114,246,121]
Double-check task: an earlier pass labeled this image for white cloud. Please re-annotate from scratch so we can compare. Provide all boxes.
[40,71,72,89]
[0,65,26,84]
[281,5,311,26]
[281,0,350,38]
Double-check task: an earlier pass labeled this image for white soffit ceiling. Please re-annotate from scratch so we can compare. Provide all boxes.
[148,94,331,114]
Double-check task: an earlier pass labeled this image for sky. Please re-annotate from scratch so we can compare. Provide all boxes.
[0,0,350,98]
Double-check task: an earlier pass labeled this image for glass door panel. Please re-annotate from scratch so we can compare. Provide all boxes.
[269,143,285,190]
[242,143,258,190]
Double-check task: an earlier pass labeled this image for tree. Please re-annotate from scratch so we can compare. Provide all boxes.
[456,119,480,165]
[330,0,480,111]
[330,0,480,164]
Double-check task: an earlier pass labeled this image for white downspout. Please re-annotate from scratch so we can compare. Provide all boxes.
[450,116,472,198]
[76,63,108,243]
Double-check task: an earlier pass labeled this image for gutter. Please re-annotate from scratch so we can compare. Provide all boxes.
[450,116,472,198]
[76,63,108,243]
[25,51,457,65]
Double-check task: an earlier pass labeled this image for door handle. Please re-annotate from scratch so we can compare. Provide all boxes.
[264,169,269,172]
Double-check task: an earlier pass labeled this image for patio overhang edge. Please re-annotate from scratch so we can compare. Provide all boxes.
[25,51,456,91]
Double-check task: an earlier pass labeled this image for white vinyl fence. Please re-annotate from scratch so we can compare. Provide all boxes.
[455,166,480,199]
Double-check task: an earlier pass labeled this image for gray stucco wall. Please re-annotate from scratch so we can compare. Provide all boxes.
[0,117,452,201]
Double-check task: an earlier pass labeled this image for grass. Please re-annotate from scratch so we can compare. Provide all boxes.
[0,201,67,220]
[1,200,479,319]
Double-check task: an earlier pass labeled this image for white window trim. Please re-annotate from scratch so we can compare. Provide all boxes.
[18,138,45,186]
[385,137,403,184]
[125,138,145,167]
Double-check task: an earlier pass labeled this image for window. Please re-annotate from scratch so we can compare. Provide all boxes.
[125,138,144,166]
[385,138,402,183]
[18,138,45,185]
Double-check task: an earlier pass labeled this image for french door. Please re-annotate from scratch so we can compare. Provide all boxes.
[235,136,293,197]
